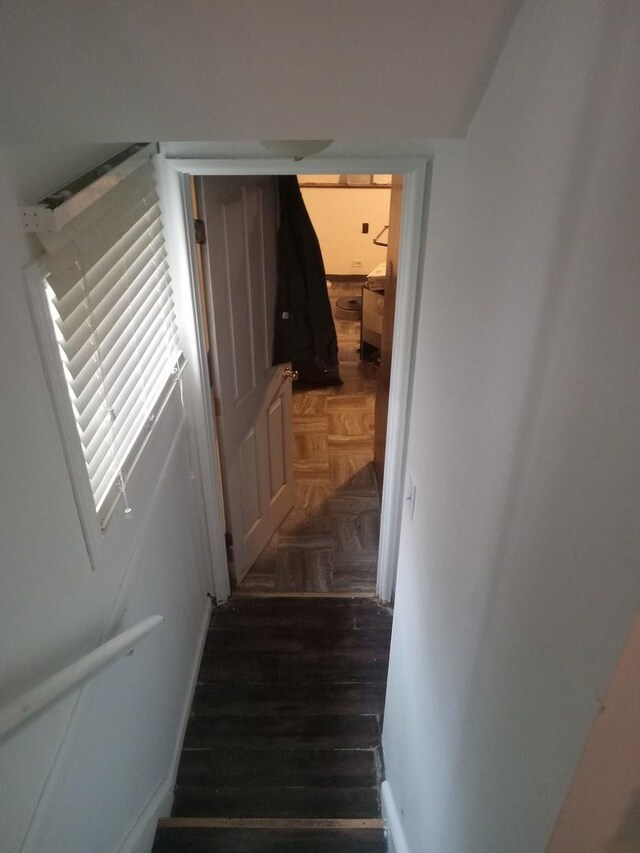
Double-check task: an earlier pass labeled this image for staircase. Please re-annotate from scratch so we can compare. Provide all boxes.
[152,596,392,852]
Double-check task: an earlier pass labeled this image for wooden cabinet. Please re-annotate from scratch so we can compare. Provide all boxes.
[360,286,385,367]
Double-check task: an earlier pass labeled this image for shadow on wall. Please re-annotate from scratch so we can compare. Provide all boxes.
[446,0,640,848]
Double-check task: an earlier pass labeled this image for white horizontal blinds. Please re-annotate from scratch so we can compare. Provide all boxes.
[43,159,181,516]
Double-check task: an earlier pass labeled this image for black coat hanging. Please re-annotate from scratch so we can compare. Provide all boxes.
[272,176,342,386]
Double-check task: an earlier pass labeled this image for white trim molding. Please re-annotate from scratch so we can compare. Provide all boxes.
[164,155,431,604]
[154,155,231,603]
[376,160,430,602]
[167,597,212,791]
[20,144,157,239]
[116,778,173,853]
[115,598,212,853]
[381,780,412,853]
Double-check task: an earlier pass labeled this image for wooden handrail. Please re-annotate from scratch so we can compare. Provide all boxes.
[0,615,164,741]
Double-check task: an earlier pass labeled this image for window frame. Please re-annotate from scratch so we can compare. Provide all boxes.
[25,257,185,570]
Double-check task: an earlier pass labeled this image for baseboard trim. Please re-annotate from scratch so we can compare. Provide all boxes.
[381,780,412,853]
[117,778,173,853]
[117,597,212,853]
[232,591,378,599]
[168,598,213,786]
[327,274,368,282]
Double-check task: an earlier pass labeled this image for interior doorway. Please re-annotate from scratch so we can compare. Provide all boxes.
[170,155,428,603]
[253,173,400,595]
[192,173,402,596]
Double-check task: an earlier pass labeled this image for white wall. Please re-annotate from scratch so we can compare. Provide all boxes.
[0,0,519,141]
[382,1,640,851]
[300,184,390,275]
[0,146,213,852]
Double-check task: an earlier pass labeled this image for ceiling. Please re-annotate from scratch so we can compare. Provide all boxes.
[0,0,521,142]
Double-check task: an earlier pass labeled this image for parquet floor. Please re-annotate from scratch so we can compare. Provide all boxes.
[239,281,380,595]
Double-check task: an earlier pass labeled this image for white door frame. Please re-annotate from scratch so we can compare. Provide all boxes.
[166,156,430,603]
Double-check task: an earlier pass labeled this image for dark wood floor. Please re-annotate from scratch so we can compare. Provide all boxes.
[239,281,380,595]
[152,596,392,852]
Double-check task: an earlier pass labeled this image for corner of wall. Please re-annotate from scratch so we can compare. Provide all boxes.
[116,779,173,853]
[381,779,412,853]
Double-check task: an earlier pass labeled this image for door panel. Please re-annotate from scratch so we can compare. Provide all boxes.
[267,396,286,498]
[221,189,256,403]
[197,176,295,584]
[240,428,260,530]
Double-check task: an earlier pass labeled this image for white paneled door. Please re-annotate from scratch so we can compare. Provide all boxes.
[197,176,294,584]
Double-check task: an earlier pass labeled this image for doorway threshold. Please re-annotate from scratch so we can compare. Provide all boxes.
[232,591,379,599]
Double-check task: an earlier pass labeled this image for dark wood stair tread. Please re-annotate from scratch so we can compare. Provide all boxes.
[152,597,392,850]
[172,785,380,819]
[152,825,387,852]
[208,597,392,631]
[184,713,380,750]
[203,625,391,656]
[191,680,386,716]
[197,650,389,684]
[177,746,378,788]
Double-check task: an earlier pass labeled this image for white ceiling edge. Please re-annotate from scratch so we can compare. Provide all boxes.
[160,139,439,161]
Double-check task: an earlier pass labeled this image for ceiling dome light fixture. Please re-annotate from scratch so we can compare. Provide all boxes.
[260,139,334,160]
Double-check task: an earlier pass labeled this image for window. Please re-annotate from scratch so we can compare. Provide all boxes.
[28,153,182,542]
